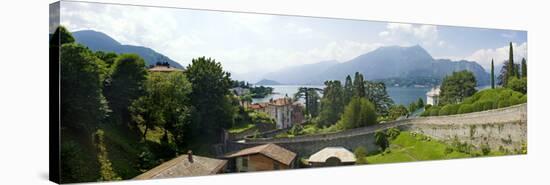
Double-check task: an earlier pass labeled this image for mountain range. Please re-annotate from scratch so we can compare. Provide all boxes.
[72,30,183,68]
[71,30,489,86]
[263,45,490,86]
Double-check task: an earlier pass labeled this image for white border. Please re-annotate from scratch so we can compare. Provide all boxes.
[1,0,548,185]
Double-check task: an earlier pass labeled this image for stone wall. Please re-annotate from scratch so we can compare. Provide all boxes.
[225,104,527,158]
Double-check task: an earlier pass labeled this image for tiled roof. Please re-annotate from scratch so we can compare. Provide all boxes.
[225,143,296,165]
[308,147,356,163]
[249,103,266,109]
[134,154,226,180]
[270,98,292,106]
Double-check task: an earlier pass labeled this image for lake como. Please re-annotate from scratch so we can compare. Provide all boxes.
[252,85,430,106]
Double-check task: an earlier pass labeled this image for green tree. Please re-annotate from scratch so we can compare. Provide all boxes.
[318,80,345,127]
[105,54,148,126]
[417,98,424,108]
[388,105,408,120]
[353,72,366,98]
[439,70,478,105]
[521,58,527,78]
[343,75,353,105]
[491,59,495,89]
[508,42,515,79]
[294,87,321,118]
[338,97,377,129]
[51,26,75,47]
[374,131,389,151]
[408,102,418,113]
[129,72,193,145]
[60,43,107,133]
[185,57,234,141]
[507,77,527,94]
[364,81,394,116]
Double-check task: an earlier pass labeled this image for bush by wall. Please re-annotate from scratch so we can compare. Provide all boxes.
[422,88,526,117]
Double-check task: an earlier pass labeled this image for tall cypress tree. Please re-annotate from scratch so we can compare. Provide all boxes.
[521,58,527,78]
[507,42,515,81]
[491,59,495,89]
[353,72,366,98]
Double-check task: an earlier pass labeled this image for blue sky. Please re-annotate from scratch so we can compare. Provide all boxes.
[60,1,527,82]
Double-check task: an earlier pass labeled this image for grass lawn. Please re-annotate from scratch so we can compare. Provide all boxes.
[365,131,504,164]
[228,123,256,134]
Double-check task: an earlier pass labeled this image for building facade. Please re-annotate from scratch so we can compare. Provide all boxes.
[426,86,441,106]
[224,143,296,172]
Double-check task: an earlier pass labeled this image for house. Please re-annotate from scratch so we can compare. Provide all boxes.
[265,97,293,129]
[426,86,441,106]
[249,97,297,129]
[224,143,297,172]
[148,65,183,73]
[134,151,227,180]
[307,147,356,167]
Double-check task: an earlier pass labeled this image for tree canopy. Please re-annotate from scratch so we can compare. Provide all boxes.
[185,57,234,140]
[338,97,377,129]
[439,70,477,105]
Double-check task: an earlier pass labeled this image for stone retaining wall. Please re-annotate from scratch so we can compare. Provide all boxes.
[225,104,527,158]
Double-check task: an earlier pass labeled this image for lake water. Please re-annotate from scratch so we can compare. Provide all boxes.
[252,85,430,106]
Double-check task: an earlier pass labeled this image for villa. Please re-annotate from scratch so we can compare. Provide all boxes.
[249,96,302,129]
[426,86,441,106]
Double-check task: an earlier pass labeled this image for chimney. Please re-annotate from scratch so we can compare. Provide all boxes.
[187,150,194,163]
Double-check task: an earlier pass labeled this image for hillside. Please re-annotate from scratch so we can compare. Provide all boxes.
[255,79,282,85]
[262,45,490,86]
[72,30,183,68]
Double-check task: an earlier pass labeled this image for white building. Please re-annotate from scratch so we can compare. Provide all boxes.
[426,86,441,106]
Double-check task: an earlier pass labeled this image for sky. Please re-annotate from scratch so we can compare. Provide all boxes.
[60,1,527,82]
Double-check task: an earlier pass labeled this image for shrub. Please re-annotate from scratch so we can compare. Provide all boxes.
[507,77,527,94]
[374,131,389,151]
[386,128,401,140]
[498,99,510,108]
[472,102,484,112]
[481,143,491,155]
[457,104,474,114]
[479,100,495,111]
[439,104,459,115]
[354,146,368,164]
[424,104,432,110]
[429,106,441,116]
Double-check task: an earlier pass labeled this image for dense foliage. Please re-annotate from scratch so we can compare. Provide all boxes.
[337,97,378,129]
[439,70,477,105]
[422,88,526,117]
[185,57,235,141]
[318,80,345,127]
[56,26,244,183]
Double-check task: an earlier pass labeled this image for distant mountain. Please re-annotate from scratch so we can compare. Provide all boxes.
[255,79,282,85]
[72,30,183,69]
[263,60,338,85]
[262,45,490,86]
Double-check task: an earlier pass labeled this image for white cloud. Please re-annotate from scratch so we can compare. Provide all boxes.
[465,42,528,70]
[379,23,440,46]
